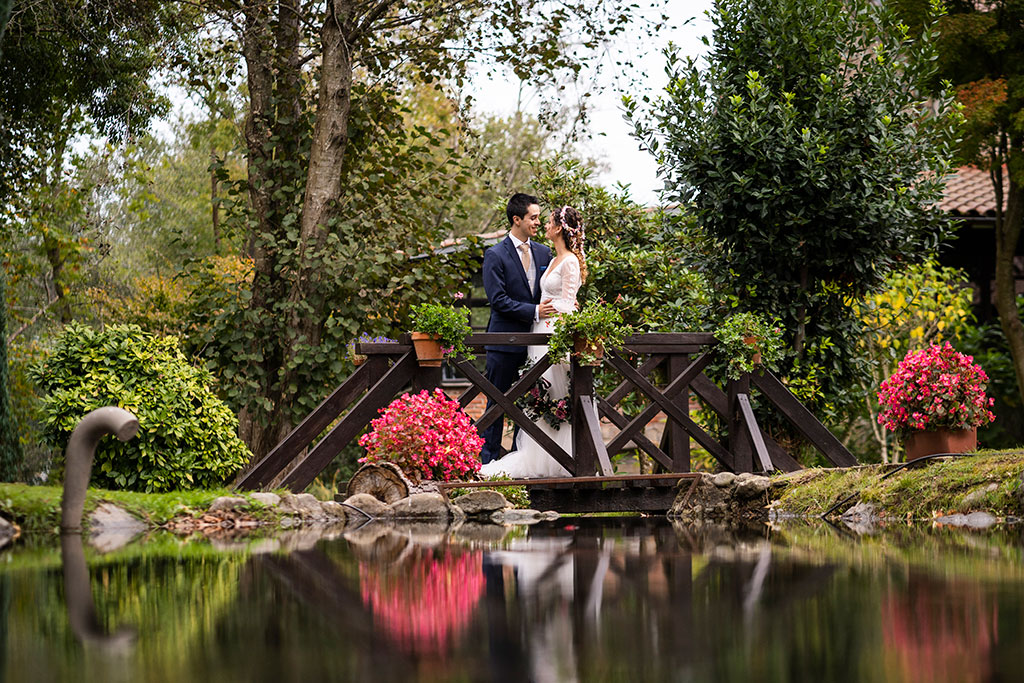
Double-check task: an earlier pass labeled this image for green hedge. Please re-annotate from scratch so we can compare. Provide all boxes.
[31,323,250,492]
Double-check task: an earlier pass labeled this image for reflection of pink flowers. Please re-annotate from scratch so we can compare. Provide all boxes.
[877,342,996,433]
[360,549,485,655]
[881,580,997,683]
[358,388,482,481]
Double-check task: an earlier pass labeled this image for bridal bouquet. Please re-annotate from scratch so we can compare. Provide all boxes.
[514,365,571,428]
[358,388,483,481]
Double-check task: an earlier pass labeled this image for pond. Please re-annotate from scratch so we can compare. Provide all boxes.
[3,518,1024,682]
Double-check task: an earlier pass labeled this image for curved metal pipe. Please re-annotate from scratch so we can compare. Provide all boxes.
[60,407,139,533]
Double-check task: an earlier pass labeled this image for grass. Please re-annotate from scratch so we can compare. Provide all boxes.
[772,449,1024,519]
[0,483,288,533]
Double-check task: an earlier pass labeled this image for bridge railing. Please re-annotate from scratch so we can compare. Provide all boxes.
[235,332,856,492]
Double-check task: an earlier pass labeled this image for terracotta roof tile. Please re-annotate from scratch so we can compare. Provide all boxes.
[940,166,1005,217]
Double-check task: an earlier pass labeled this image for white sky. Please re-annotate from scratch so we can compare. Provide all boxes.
[466,2,715,206]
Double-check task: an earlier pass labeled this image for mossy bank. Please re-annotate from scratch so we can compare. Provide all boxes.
[771,450,1024,520]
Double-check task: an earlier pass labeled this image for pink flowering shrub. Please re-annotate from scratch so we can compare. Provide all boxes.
[877,342,995,434]
[358,388,482,481]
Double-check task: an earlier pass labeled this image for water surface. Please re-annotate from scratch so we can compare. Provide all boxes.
[3,518,1023,682]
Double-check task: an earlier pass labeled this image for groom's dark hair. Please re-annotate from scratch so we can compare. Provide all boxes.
[506,193,540,226]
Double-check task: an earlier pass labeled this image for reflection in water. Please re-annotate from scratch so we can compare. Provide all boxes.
[359,547,485,655]
[3,519,1024,681]
[882,577,998,683]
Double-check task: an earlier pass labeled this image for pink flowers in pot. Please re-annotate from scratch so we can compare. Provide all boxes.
[358,388,483,481]
[877,342,995,434]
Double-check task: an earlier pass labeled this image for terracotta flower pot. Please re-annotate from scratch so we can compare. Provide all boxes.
[573,336,604,366]
[411,332,444,367]
[903,427,977,462]
[743,335,762,366]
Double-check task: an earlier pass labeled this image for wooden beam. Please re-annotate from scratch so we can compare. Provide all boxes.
[572,360,596,476]
[737,393,774,472]
[279,353,419,491]
[452,358,574,473]
[604,352,713,454]
[727,377,753,472]
[751,370,858,467]
[689,373,803,473]
[596,396,674,470]
[667,354,690,472]
[604,354,665,406]
[472,355,552,431]
[579,395,614,476]
[235,356,383,490]
[605,353,735,471]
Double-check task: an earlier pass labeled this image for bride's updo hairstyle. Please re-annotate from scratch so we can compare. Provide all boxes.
[555,205,588,283]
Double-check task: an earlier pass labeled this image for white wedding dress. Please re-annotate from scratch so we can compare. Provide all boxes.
[480,253,582,479]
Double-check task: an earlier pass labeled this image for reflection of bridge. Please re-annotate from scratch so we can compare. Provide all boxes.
[235,333,857,500]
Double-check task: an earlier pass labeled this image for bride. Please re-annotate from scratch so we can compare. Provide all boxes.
[480,205,586,479]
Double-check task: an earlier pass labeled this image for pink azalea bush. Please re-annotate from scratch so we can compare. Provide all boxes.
[877,342,995,434]
[358,388,482,481]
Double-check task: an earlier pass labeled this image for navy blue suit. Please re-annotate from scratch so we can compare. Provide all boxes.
[480,236,552,463]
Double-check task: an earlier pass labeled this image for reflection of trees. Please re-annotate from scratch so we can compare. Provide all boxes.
[882,576,998,683]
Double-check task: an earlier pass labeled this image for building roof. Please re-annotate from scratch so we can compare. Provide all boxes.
[940,166,1004,217]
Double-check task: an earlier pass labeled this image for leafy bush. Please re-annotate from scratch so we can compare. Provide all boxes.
[30,323,250,492]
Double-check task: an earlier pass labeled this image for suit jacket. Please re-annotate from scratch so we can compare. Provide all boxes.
[483,236,553,354]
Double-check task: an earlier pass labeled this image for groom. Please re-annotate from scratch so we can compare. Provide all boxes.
[480,193,556,464]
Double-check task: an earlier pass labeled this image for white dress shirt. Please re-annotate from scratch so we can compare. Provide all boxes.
[509,232,540,321]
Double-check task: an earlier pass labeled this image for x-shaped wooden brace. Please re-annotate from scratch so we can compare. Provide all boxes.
[452,355,575,474]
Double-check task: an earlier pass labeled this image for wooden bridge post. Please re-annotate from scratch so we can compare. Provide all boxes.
[572,358,596,477]
[727,376,754,472]
[666,354,690,472]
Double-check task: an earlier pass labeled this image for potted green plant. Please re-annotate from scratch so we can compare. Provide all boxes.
[877,342,995,460]
[548,300,632,366]
[713,312,784,379]
[410,295,474,366]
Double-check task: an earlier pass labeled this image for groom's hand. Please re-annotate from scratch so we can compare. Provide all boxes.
[539,299,557,319]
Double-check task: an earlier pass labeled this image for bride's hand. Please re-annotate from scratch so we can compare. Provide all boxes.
[539,299,557,319]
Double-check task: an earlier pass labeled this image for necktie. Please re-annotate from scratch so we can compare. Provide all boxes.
[519,243,531,274]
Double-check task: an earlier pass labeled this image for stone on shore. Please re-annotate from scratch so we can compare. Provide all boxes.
[280,493,324,518]
[208,496,250,513]
[343,493,394,519]
[453,490,510,516]
[391,493,451,520]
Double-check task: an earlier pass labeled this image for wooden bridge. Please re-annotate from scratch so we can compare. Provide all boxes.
[235,332,857,505]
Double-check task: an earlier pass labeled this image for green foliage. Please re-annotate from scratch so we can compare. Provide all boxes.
[197,83,482,435]
[532,157,714,332]
[628,0,962,414]
[847,260,974,462]
[714,312,785,380]
[0,271,22,480]
[549,300,632,365]
[30,323,250,492]
[411,300,475,360]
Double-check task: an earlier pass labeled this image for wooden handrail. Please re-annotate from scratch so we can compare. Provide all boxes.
[239,330,856,492]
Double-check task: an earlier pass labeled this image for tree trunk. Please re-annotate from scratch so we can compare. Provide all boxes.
[993,174,1024,408]
[237,0,306,461]
[237,1,356,462]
